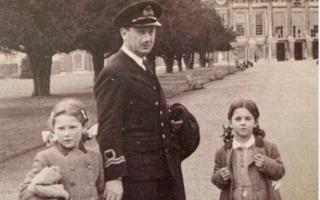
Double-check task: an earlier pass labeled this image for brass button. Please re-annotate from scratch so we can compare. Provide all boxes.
[153,86,157,90]
[161,122,164,127]
[159,110,163,115]
[135,141,141,144]
[162,134,166,139]
[155,101,159,106]
[165,149,169,153]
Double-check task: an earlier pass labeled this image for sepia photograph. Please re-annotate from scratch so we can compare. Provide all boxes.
[0,0,318,199]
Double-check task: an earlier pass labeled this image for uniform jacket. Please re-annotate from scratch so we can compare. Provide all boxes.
[19,144,104,200]
[94,50,199,200]
[211,136,285,200]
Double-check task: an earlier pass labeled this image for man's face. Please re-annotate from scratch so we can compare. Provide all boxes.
[120,26,156,57]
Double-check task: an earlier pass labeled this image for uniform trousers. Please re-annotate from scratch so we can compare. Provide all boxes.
[122,176,174,200]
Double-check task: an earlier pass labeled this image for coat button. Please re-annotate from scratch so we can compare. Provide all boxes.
[154,101,159,106]
[159,110,163,115]
[162,134,166,139]
[153,86,157,91]
[164,149,169,153]
[87,164,93,170]
[161,122,164,127]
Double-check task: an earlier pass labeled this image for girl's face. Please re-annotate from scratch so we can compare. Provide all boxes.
[53,114,84,149]
[230,107,256,139]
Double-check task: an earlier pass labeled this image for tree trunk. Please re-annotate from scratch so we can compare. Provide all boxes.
[92,51,105,82]
[183,53,194,69]
[199,51,207,68]
[29,53,52,96]
[163,54,174,73]
[176,53,183,72]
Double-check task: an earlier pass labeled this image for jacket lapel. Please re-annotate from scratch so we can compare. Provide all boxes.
[119,50,157,89]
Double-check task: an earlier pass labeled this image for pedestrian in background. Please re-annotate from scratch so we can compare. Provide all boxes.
[94,1,199,200]
[19,98,105,200]
[211,99,285,200]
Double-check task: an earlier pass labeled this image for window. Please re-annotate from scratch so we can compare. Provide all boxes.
[275,26,284,38]
[311,25,318,37]
[293,0,301,5]
[255,14,264,36]
[293,25,303,38]
[236,24,245,36]
[235,13,246,36]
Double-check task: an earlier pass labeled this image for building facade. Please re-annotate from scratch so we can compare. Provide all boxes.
[209,0,318,62]
[0,50,94,77]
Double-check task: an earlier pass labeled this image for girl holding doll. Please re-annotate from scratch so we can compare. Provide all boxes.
[19,98,104,200]
[211,99,285,200]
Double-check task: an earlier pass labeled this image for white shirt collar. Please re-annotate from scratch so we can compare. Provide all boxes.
[121,45,146,71]
[232,134,255,149]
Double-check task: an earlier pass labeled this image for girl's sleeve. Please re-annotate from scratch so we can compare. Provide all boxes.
[96,153,105,198]
[211,148,231,190]
[259,142,285,181]
[19,152,48,200]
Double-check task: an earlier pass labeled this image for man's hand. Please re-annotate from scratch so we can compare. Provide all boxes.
[170,119,183,133]
[103,179,123,200]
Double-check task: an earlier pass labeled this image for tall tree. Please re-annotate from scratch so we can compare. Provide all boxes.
[155,0,235,72]
[74,0,129,80]
[0,0,81,96]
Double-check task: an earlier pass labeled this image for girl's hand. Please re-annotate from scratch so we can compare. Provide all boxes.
[254,153,266,169]
[103,179,123,200]
[218,167,231,181]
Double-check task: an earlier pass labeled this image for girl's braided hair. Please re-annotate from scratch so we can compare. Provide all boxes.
[222,99,265,143]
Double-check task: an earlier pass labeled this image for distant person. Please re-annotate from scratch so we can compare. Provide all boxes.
[19,98,105,200]
[94,1,200,200]
[211,99,285,200]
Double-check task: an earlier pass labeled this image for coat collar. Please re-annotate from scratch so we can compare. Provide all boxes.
[118,49,154,76]
[54,142,87,156]
[116,50,157,90]
[121,45,147,71]
[224,135,264,150]
[225,135,265,168]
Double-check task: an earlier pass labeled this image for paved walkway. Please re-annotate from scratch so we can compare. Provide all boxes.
[0,60,317,199]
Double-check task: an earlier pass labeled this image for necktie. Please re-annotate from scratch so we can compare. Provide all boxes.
[143,58,153,75]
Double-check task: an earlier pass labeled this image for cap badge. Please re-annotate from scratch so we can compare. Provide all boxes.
[142,5,155,17]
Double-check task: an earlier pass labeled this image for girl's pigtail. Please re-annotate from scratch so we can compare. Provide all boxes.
[221,124,233,143]
[253,124,265,138]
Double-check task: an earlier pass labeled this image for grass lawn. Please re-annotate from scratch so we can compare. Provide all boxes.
[0,64,237,162]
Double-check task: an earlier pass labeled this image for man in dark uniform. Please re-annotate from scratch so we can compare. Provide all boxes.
[94,1,199,200]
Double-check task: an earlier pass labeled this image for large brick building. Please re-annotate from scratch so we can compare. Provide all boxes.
[206,0,318,62]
